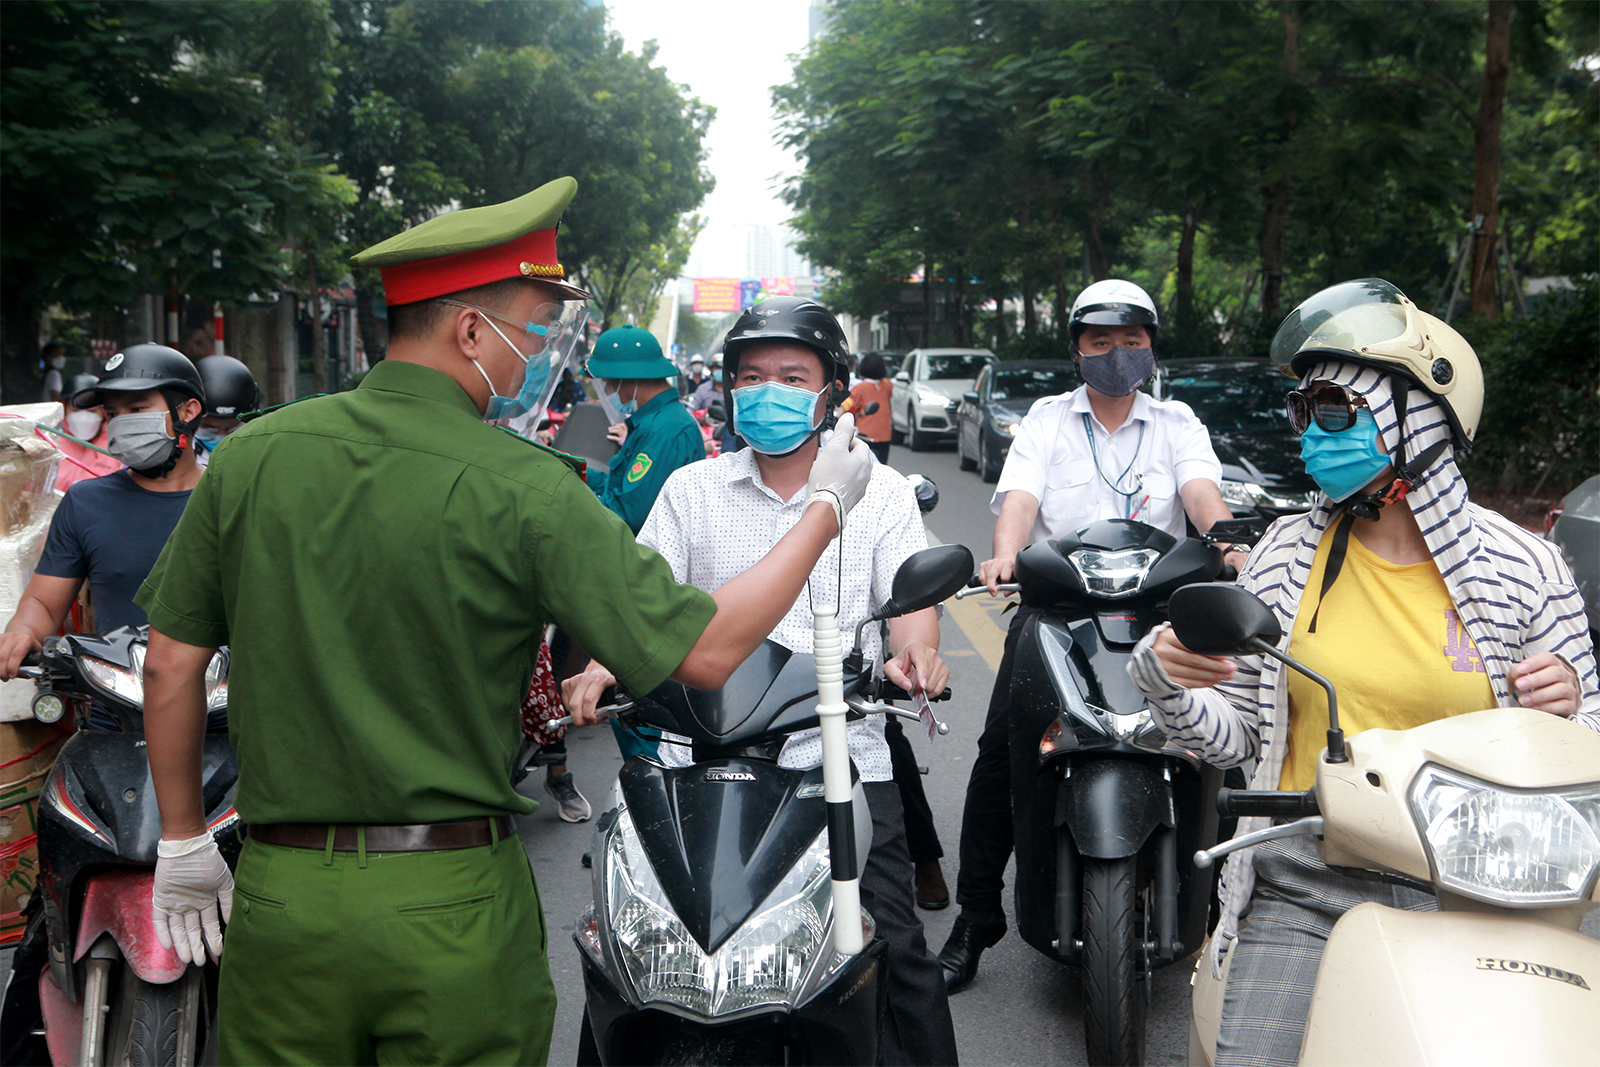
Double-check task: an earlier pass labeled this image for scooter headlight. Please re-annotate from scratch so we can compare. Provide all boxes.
[602,808,858,1016]
[1409,765,1600,906]
[80,643,229,712]
[1067,548,1160,599]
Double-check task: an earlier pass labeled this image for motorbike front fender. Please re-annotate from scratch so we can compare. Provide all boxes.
[1056,758,1174,860]
[1300,903,1600,1066]
[73,868,186,984]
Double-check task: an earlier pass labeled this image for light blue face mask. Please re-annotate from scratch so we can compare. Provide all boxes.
[599,380,638,418]
[732,380,827,455]
[194,428,227,451]
[472,315,551,422]
[1300,408,1391,502]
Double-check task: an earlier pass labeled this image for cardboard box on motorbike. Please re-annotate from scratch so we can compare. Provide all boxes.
[0,718,68,942]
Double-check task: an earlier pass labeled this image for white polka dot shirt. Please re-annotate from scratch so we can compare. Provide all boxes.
[637,445,930,780]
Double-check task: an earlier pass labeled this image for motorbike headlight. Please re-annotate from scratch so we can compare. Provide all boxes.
[1219,479,1313,512]
[204,650,229,712]
[80,647,144,705]
[80,644,229,712]
[1067,548,1160,599]
[603,808,855,1016]
[1409,765,1600,906]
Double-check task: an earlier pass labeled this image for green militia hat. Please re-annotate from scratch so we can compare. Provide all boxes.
[586,325,677,379]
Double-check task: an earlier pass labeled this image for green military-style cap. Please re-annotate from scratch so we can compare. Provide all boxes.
[350,177,592,305]
[586,325,678,380]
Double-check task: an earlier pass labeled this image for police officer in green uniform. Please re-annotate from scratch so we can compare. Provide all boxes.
[134,176,876,1066]
[585,324,705,535]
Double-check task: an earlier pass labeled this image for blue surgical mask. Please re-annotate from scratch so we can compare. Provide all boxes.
[732,381,827,455]
[472,316,551,422]
[712,369,723,384]
[599,381,638,418]
[194,427,227,451]
[1300,408,1390,502]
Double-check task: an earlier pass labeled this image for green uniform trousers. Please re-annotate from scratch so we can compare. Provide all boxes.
[217,835,554,1066]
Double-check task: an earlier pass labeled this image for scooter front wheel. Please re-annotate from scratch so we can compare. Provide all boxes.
[103,964,205,1067]
[1081,856,1148,1066]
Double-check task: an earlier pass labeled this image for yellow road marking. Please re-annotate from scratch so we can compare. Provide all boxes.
[945,594,1011,673]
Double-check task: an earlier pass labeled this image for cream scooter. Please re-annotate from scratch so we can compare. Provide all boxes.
[1167,584,1600,1067]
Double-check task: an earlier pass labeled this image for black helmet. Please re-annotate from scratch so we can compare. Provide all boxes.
[65,375,100,406]
[197,355,259,418]
[722,297,850,447]
[722,297,850,384]
[75,344,204,409]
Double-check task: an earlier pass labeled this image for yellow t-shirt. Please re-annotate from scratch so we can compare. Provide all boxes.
[1279,525,1497,790]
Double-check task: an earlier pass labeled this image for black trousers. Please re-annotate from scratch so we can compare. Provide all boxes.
[866,438,891,464]
[952,608,1029,915]
[884,717,942,864]
[860,782,959,1066]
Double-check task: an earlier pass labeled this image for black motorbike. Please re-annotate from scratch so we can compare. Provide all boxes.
[958,518,1253,1066]
[573,545,971,1066]
[17,626,239,1066]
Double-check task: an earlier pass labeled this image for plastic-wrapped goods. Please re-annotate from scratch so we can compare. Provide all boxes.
[0,404,63,722]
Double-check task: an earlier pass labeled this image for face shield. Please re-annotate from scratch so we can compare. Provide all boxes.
[1269,279,1416,376]
[442,298,591,426]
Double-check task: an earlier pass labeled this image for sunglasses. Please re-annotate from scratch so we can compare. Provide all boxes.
[1285,380,1370,435]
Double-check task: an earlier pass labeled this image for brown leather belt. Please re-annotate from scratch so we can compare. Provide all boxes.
[248,816,516,853]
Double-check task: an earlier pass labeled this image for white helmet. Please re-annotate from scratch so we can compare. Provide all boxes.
[1068,279,1160,352]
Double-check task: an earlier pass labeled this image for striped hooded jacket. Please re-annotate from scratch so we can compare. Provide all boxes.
[1127,358,1600,976]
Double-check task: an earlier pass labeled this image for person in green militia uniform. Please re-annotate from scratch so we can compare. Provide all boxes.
[585,323,706,534]
[134,176,875,1066]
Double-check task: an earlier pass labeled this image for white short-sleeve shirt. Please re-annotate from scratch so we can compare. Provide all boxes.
[992,386,1222,542]
[637,445,930,781]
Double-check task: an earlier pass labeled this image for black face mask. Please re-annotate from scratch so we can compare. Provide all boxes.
[1078,346,1155,397]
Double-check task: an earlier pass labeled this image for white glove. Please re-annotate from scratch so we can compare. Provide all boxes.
[153,833,234,965]
[805,413,874,532]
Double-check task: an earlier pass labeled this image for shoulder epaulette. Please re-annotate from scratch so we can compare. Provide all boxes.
[238,395,330,422]
[493,426,587,477]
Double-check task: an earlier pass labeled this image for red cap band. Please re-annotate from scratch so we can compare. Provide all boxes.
[379,228,561,306]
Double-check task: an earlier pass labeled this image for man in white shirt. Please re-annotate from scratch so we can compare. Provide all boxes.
[939,279,1250,993]
[564,296,959,1065]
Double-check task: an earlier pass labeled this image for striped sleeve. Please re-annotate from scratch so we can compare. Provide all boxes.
[1127,623,1263,767]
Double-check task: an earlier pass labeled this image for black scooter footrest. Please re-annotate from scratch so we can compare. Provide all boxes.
[1215,788,1319,819]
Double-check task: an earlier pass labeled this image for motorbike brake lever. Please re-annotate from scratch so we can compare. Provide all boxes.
[954,584,1019,600]
[1194,816,1323,869]
[846,696,950,736]
[551,701,632,729]
[16,666,42,679]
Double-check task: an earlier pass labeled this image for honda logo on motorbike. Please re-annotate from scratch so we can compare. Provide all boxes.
[1477,957,1590,990]
[704,769,756,782]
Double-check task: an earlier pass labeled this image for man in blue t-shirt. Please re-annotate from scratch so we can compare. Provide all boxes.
[0,344,206,682]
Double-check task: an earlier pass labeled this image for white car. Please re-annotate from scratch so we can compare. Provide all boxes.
[890,347,996,451]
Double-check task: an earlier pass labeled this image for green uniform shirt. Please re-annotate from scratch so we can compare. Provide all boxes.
[587,388,705,534]
[136,360,716,825]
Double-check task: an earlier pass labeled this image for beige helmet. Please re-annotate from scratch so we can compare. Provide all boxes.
[1270,278,1482,449]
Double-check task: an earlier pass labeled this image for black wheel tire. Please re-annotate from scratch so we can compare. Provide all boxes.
[1081,856,1147,1067]
[958,424,977,470]
[106,964,203,1067]
[906,407,925,451]
[980,435,1000,483]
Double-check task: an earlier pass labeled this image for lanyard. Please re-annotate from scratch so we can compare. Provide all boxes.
[1082,412,1146,519]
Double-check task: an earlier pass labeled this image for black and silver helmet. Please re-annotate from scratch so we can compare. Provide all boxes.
[196,355,260,418]
[74,344,204,409]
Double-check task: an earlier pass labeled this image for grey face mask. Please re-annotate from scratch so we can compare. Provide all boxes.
[1079,345,1155,397]
[106,411,177,472]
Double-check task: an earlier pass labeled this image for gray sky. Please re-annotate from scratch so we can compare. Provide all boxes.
[603,0,815,277]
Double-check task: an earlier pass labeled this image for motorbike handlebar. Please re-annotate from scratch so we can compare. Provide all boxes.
[21,652,40,667]
[1216,787,1319,819]
[878,682,952,702]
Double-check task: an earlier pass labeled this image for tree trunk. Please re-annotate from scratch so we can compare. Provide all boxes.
[993,288,1009,347]
[1259,2,1299,324]
[1082,219,1110,281]
[1052,251,1069,338]
[921,258,933,347]
[1021,275,1038,336]
[1469,0,1512,321]
[0,285,39,405]
[1175,205,1198,331]
[953,263,967,346]
[355,281,386,364]
[308,256,326,393]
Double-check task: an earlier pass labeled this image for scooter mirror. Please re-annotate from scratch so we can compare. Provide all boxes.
[1168,584,1282,656]
[708,402,726,423]
[883,544,975,619]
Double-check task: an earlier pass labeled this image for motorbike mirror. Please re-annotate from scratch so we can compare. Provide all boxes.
[707,401,726,423]
[1205,517,1265,544]
[1167,584,1348,763]
[1168,585,1280,655]
[884,544,974,618]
